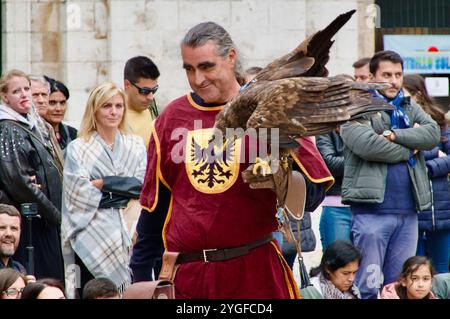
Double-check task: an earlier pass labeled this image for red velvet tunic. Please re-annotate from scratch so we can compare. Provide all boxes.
[140,93,333,298]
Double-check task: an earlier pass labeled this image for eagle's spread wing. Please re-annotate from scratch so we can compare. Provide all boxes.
[214,10,395,149]
[245,76,394,138]
[254,10,356,81]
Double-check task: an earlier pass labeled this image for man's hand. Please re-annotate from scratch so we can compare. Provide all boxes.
[91,179,104,190]
[242,158,288,205]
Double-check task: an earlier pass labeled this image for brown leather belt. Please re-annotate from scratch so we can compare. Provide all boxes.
[177,235,274,264]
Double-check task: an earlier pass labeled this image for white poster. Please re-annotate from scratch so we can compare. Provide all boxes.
[425,77,449,97]
[384,35,450,74]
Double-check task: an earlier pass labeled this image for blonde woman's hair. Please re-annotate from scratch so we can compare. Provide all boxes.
[0,69,31,104]
[78,82,129,140]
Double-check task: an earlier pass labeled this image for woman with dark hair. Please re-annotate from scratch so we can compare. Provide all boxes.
[21,278,66,299]
[0,268,26,299]
[403,74,446,126]
[43,76,77,150]
[380,256,437,299]
[404,74,450,274]
[301,240,362,299]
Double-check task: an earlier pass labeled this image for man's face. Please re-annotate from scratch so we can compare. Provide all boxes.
[124,77,158,112]
[354,64,370,83]
[182,41,237,104]
[0,214,21,261]
[371,60,403,99]
[30,80,49,117]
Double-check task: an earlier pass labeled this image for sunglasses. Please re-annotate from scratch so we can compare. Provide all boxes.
[130,82,159,96]
[2,287,24,297]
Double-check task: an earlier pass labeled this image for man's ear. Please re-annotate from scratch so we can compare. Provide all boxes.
[228,48,237,66]
[124,79,131,90]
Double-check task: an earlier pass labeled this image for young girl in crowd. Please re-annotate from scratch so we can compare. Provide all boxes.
[380,256,437,299]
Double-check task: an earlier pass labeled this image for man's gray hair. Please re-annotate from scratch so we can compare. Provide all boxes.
[181,22,244,84]
[29,74,50,92]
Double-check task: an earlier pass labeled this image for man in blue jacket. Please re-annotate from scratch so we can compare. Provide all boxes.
[340,50,441,299]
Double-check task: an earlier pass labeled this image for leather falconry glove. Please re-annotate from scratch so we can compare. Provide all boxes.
[242,156,307,243]
[242,157,289,206]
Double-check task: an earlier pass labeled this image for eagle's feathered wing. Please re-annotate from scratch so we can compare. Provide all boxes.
[214,10,395,148]
[253,9,357,81]
[216,75,394,148]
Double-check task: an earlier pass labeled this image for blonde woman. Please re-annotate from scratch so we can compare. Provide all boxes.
[62,83,147,297]
[0,69,64,281]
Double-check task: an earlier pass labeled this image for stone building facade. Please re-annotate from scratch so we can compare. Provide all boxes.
[2,0,375,126]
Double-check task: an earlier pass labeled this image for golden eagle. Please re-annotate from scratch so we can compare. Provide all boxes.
[213,10,395,229]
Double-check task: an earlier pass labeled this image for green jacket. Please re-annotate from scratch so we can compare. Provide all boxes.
[432,273,450,299]
[340,99,440,211]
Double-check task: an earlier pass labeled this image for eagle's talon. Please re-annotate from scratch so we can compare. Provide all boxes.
[252,158,272,177]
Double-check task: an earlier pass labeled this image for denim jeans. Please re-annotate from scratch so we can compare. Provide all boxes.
[417,230,450,273]
[351,212,418,299]
[319,206,352,250]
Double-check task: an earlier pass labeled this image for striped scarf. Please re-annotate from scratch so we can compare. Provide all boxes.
[373,89,416,167]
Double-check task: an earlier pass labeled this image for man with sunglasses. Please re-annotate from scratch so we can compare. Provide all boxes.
[124,56,160,147]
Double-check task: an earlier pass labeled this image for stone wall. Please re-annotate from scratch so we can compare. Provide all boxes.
[2,0,375,126]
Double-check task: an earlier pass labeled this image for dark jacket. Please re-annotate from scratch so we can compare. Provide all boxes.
[316,131,345,196]
[282,212,316,255]
[57,122,77,150]
[0,258,26,274]
[0,107,64,281]
[420,127,450,231]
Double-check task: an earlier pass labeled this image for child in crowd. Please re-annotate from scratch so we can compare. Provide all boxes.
[380,256,437,299]
[83,278,120,299]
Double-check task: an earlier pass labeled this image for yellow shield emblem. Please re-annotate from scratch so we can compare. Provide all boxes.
[185,128,241,194]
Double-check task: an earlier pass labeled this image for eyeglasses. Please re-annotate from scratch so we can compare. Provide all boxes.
[130,82,159,96]
[2,287,24,298]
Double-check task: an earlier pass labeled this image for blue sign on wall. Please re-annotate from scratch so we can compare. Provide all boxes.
[384,35,450,74]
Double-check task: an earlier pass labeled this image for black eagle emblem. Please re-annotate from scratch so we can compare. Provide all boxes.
[190,137,235,189]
